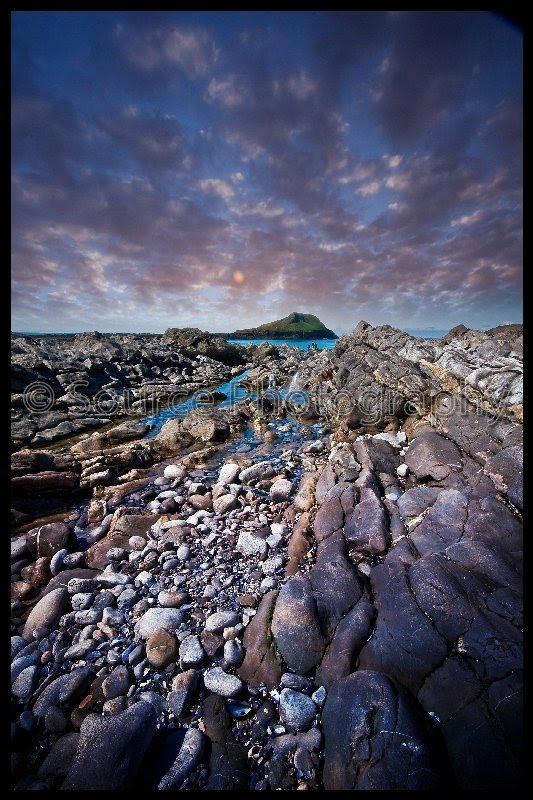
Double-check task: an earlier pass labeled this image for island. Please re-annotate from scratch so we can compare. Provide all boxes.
[229,311,338,340]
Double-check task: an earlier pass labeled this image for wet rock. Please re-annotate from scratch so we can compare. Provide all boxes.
[205,610,240,633]
[270,478,293,503]
[37,732,80,778]
[26,522,72,557]
[179,635,205,667]
[61,701,157,790]
[316,598,376,689]
[322,670,450,790]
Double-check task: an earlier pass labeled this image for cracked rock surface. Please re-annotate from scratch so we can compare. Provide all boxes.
[10,322,522,790]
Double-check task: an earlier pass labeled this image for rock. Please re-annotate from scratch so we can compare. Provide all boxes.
[213,494,238,514]
[101,666,131,700]
[44,706,69,733]
[278,688,316,732]
[405,430,462,482]
[344,487,390,555]
[181,408,230,442]
[203,666,243,698]
[157,726,206,790]
[26,522,71,557]
[164,464,186,480]
[270,479,293,503]
[322,670,450,790]
[238,590,281,689]
[235,530,268,557]
[271,575,326,674]
[238,461,273,484]
[176,544,191,561]
[50,548,69,575]
[219,463,241,484]
[205,610,240,633]
[168,669,198,719]
[179,635,205,668]
[38,732,80,778]
[158,590,189,608]
[223,639,244,667]
[61,701,157,790]
[11,665,38,699]
[134,608,184,641]
[22,587,69,640]
[203,694,249,790]
[146,631,178,669]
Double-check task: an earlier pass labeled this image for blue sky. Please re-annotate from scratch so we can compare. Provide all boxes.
[11,11,522,334]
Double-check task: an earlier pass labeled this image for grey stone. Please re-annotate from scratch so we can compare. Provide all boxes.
[157,726,205,790]
[134,607,184,640]
[23,587,69,640]
[205,610,240,633]
[61,701,157,790]
[278,688,316,732]
[203,666,244,698]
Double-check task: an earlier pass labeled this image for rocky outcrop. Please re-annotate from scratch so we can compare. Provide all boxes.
[10,321,522,791]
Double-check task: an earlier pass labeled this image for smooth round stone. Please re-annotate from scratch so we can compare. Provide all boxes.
[11,666,38,699]
[203,666,243,698]
[164,465,185,480]
[158,591,189,608]
[397,463,409,478]
[219,463,241,484]
[179,635,205,667]
[128,536,146,551]
[162,558,180,571]
[146,631,178,669]
[223,639,244,667]
[101,666,131,700]
[213,494,237,515]
[102,608,125,627]
[176,545,191,562]
[135,608,184,640]
[205,611,240,633]
[50,548,69,576]
[279,688,316,732]
[270,479,293,503]
[102,696,128,716]
[63,552,86,568]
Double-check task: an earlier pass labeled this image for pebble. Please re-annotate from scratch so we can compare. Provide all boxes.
[101,666,131,700]
[203,666,244,698]
[397,463,409,478]
[179,635,205,667]
[11,665,38,699]
[223,639,244,666]
[50,548,69,576]
[279,688,316,732]
[176,545,191,562]
[135,608,184,640]
[205,610,240,633]
[146,631,178,669]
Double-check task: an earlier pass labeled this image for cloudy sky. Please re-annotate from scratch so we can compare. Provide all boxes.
[11,11,522,334]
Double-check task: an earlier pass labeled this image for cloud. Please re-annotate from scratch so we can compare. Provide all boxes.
[115,21,218,77]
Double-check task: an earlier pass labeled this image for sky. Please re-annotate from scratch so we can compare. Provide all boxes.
[11,11,522,335]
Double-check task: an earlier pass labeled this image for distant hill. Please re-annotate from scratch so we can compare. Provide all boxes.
[231,312,338,340]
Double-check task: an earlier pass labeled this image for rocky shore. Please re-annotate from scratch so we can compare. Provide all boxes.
[10,322,523,790]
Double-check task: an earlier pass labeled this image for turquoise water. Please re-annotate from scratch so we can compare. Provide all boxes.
[227,338,337,350]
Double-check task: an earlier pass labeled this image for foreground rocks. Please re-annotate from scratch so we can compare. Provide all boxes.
[10,322,522,790]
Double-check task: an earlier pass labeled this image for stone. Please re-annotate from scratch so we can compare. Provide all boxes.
[203,694,249,790]
[223,639,244,667]
[213,494,238,514]
[22,587,69,640]
[164,464,186,480]
[146,631,178,669]
[26,522,72,557]
[179,635,205,667]
[205,610,240,633]
[278,688,316,732]
[235,530,268,557]
[219,463,241,484]
[238,590,281,689]
[203,666,244,698]
[168,669,198,719]
[158,590,189,608]
[270,479,293,503]
[344,487,390,555]
[271,575,326,674]
[61,701,157,790]
[157,726,206,790]
[101,666,131,700]
[134,608,184,641]
[322,670,450,790]
[38,733,80,778]
[12,665,38,699]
